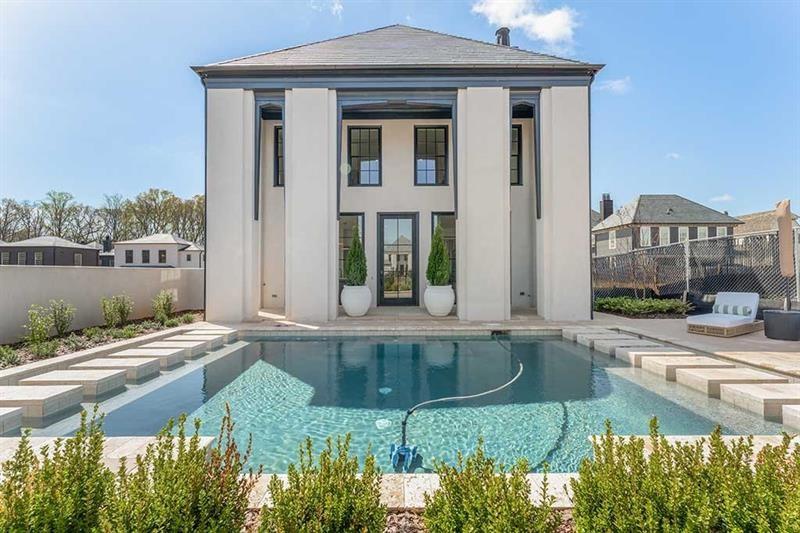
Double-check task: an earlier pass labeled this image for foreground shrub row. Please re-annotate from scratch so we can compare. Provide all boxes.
[1,415,797,532]
[594,296,693,316]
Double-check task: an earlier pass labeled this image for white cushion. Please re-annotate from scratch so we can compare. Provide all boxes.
[687,313,752,328]
[711,292,759,321]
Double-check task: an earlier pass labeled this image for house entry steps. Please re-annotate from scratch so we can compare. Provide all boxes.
[0,385,83,422]
[674,367,790,399]
[19,369,128,400]
[69,358,161,383]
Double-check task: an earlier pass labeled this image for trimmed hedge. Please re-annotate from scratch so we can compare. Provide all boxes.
[594,296,693,316]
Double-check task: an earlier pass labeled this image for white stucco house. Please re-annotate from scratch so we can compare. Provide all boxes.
[114,233,204,268]
[194,25,602,323]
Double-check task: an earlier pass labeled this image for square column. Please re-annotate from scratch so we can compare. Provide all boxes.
[284,88,338,322]
[456,87,511,321]
[205,88,259,323]
[536,86,592,321]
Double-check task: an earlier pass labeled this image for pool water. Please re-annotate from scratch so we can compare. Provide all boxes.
[79,336,784,472]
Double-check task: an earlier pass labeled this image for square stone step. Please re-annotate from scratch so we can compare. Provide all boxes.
[783,405,800,430]
[675,367,789,399]
[141,340,208,357]
[164,334,223,349]
[561,327,611,341]
[616,347,695,367]
[111,347,186,368]
[69,358,160,382]
[593,338,662,356]
[185,329,236,343]
[576,333,636,349]
[0,385,83,420]
[0,407,23,435]
[20,369,127,399]
[641,356,735,381]
[719,383,800,422]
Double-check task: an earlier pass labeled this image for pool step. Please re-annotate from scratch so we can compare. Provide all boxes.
[783,405,800,430]
[719,383,800,422]
[675,367,789,399]
[184,329,237,343]
[69,358,161,383]
[141,340,208,358]
[111,347,186,368]
[561,327,612,341]
[164,334,225,350]
[641,356,735,381]
[0,385,83,421]
[19,369,127,400]
[592,338,662,357]
[615,347,695,367]
[576,333,637,349]
[0,407,23,435]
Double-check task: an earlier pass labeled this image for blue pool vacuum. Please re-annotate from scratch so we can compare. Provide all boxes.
[390,333,524,473]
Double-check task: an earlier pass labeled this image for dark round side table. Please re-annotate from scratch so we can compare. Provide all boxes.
[763,310,800,341]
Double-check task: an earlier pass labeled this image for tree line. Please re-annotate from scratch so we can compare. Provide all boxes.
[0,189,204,245]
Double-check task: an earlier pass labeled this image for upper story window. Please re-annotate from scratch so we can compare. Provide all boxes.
[348,127,381,186]
[414,126,447,186]
[608,230,617,250]
[274,126,284,187]
[187,253,192,262]
[510,124,522,185]
[659,226,670,245]
[678,226,689,243]
[34,252,43,265]
[73,253,82,266]
[697,226,708,240]
[142,250,150,264]
[717,226,728,237]
[158,250,167,264]
[639,226,651,247]
[125,250,133,264]
[17,251,26,265]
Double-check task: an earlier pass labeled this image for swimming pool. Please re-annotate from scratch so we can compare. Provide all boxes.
[39,336,785,472]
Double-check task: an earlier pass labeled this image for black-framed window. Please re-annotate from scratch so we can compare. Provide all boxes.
[274,125,284,186]
[158,250,167,264]
[125,250,133,264]
[186,253,192,262]
[348,127,381,186]
[511,124,522,185]
[142,250,150,264]
[415,126,448,185]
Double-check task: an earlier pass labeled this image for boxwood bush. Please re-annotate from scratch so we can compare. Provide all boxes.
[594,296,693,317]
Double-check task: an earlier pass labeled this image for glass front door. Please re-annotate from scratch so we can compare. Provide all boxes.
[379,214,417,305]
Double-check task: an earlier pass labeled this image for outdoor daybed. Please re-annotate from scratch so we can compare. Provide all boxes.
[686,292,764,338]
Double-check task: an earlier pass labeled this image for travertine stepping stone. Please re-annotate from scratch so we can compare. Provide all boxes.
[185,329,236,342]
[0,407,23,435]
[20,369,127,399]
[70,358,160,382]
[0,385,83,419]
[141,340,207,357]
[561,327,611,341]
[641,356,735,381]
[165,334,223,349]
[592,338,662,356]
[576,333,636,348]
[111,347,186,368]
[719,383,800,422]
[675,367,789,398]
[783,405,800,430]
[616,347,695,367]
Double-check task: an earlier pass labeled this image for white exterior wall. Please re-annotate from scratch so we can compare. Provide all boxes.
[510,118,536,309]
[205,88,259,323]
[283,88,338,322]
[114,244,180,268]
[536,86,592,321]
[260,120,285,309]
[456,87,511,321]
[177,250,204,268]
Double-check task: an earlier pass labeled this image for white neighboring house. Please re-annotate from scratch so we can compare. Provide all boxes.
[194,25,602,323]
[114,234,204,268]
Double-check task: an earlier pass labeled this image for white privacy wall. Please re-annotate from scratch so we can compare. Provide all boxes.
[0,266,204,344]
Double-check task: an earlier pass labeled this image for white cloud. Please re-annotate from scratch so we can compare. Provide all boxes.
[710,193,734,203]
[330,0,343,18]
[596,76,631,94]
[665,152,681,160]
[471,0,577,49]
[308,0,342,18]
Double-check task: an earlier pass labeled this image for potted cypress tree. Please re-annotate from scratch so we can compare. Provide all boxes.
[340,230,371,317]
[424,224,455,316]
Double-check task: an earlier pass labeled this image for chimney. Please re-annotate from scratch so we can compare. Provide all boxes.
[495,27,510,46]
[600,193,614,220]
[102,235,112,252]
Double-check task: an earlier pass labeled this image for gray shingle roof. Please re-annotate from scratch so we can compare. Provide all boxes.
[590,209,603,227]
[198,25,601,72]
[0,236,97,249]
[733,210,800,235]
[114,233,193,247]
[592,195,743,232]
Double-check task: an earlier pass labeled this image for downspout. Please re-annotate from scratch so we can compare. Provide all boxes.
[202,77,208,321]
[588,70,595,320]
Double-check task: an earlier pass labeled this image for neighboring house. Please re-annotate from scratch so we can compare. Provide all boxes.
[0,236,99,266]
[592,194,743,257]
[114,234,205,268]
[733,210,800,235]
[194,24,602,322]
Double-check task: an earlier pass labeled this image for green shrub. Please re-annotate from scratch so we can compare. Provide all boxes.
[426,224,451,286]
[179,312,196,324]
[261,434,385,533]
[63,333,91,352]
[105,407,258,532]
[0,345,20,368]
[423,439,560,533]
[594,296,693,316]
[152,290,174,325]
[343,230,367,286]
[48,299,75,337]
[138,319,161,330]
[83,326,108,342]
[23,304,52,345]
[102,294,134,328]
[0,408,114,532]
[28,340,59,358]
[164,318,180,328]
[571,419,800,532]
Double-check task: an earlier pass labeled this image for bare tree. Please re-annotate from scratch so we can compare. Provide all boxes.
[40,191,78,238]
[0,199,21,241]
[98,194,127,241]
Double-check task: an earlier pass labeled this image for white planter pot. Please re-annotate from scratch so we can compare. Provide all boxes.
[424,285,455,317]
[341,285,371,317]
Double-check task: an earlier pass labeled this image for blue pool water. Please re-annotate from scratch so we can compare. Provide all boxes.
[64,336,784,472]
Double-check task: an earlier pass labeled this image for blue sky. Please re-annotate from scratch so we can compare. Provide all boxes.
[1,0,798,216]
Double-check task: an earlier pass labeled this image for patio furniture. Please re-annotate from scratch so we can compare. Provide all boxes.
[763,310,800,341]
[686,292,763,338]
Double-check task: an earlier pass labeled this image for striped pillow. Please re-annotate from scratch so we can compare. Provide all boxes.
[713,304,752,316]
